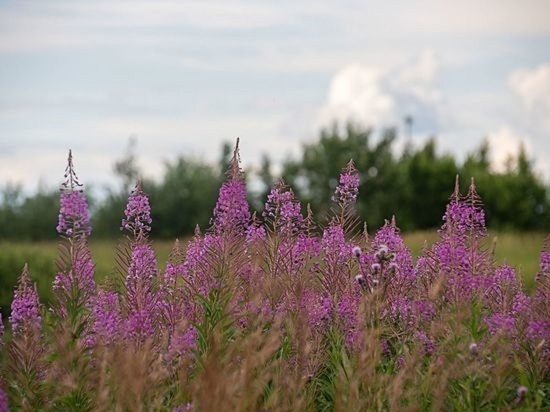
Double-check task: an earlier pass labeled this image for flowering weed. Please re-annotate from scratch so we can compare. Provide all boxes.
[0,143,548,410]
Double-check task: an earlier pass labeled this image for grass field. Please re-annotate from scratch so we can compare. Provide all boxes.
[0,231,547,313]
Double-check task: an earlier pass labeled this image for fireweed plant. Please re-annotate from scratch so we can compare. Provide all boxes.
[0,141,549,411]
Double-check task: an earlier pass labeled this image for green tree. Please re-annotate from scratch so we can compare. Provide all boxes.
[399,138,459,229]
[19,190,59,240]
[278,124,549,231]
[282,123,402,228]
[462,142,549,230]
[0,184,59,240]
[0,183,23,239]
[149,157,220,238]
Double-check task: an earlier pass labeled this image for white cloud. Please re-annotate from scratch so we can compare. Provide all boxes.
[486,127,531,173]
[402,1,550,36]
[2,0,549,64]
[393,50,441,105]
[509,65,550,109]
[1,0,550,191]
[509,64,550,132]
[317,50,445,132]
[317,65,394,128]
[501,64,550,179]
[61,1,296,30]
[0,0,306,54]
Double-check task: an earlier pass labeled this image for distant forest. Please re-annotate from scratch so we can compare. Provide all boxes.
[1,123,549,240]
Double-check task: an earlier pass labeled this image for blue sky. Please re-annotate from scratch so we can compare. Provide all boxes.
[1,0,550,195]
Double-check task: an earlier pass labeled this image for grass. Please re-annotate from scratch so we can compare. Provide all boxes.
[0,231,546,315]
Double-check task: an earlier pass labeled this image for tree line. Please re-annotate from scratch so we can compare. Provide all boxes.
[1,123,548,240]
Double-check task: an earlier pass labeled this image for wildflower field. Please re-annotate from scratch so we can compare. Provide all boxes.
[0,143,548,411]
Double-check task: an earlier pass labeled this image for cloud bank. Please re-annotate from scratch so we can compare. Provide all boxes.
[317,50,445,134]
[1,1,550,192]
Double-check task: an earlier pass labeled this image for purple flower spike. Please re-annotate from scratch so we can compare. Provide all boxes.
[263,180,303,236]
[441,177,486,241]
[322,224,350,266]
[333,159,360,206]
[122,182,152,237]
[166,325,197,363]
[372,221,414,278]
[124,242,160,341]
[0,312,3,348]
[90,290,122,346]
[212,179,250,235]
[211,139,251,235]
[9,264,41,336]
[125,308,155,341]
[415,330,435,355]
[57,150,91,238]
[52,244,96,315]
[540,250,550,276]
[127,242,158,287]
[0,386,7,412]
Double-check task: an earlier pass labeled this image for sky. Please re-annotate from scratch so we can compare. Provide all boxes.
[1,0,550,196]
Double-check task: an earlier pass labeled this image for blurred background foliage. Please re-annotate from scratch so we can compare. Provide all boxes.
[0,123,548,242]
